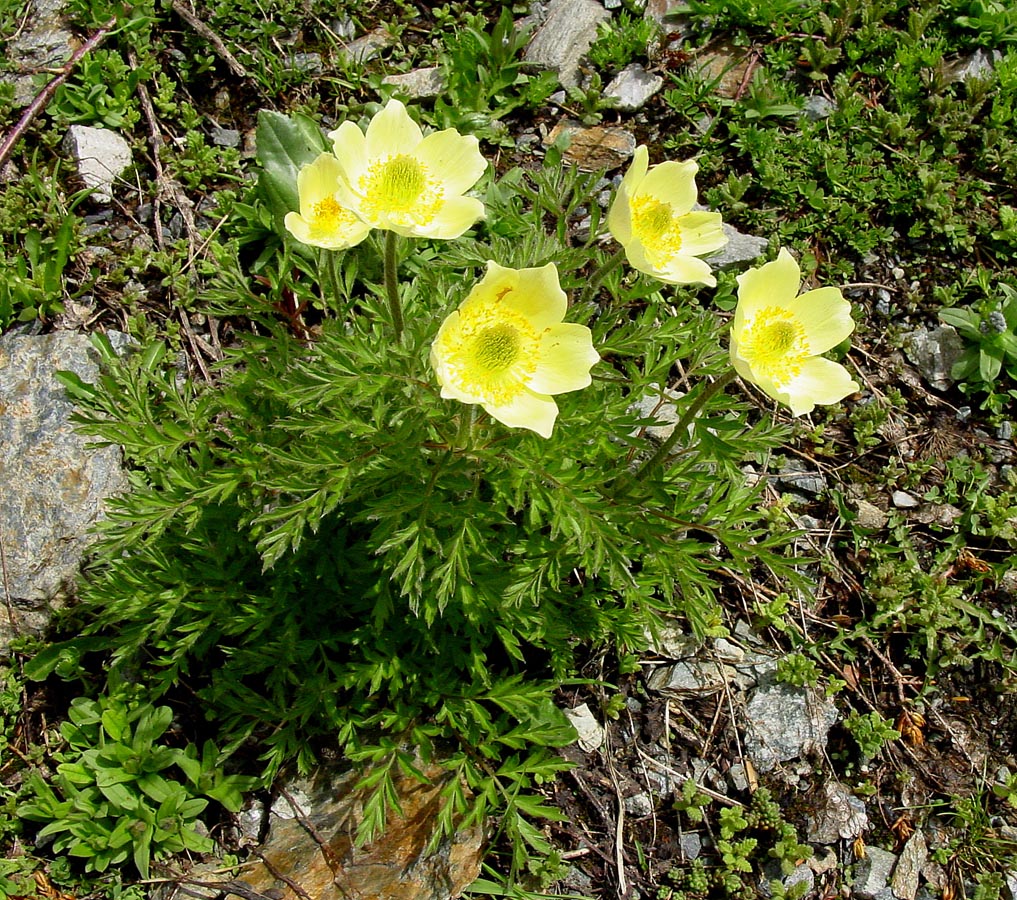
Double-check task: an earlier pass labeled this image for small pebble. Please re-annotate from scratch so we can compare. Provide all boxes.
[892,490,920,508]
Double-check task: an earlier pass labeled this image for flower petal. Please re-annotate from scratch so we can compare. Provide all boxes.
[657,253,717,287]
[411,195,485,239]
[296,153,343,212]
[784,287,855,354]
[636,158,699,215]
[414,129,487,195]
[528,323,599,394]
[365,99,423,159]
[497,262,567,329]
[735,247,800,315]
[484,389,559,438]
[781,356,859,416]
[674,211,728,256]
[329,121,369,186]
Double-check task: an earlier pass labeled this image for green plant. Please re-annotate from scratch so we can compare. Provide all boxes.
[940,283,1017,402]
[842,710,900,759]
[588,11,658,76]
[18,688,256,878]
[776,652,822,687]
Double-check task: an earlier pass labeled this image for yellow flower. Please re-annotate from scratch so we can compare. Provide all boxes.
[430,262,600,438]
[607,145,727,287]
[730,248,859,416]
[328,99,487,239]
[283,152,372,250]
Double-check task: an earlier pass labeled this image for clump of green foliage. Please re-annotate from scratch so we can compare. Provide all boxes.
[588,10,659,76]
[17,681,257,878]
[662,784,812,900]
[28,102,800,891]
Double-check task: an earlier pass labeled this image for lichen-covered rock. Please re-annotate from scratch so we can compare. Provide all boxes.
[238,761,485,900]
[523,0,610,88]
[742,683,838,773]
[0,330,128,655]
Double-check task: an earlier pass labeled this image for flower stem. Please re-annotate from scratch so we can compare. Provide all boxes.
[581,246,627,303]
[623,369,739,490]
[384,229,404,341]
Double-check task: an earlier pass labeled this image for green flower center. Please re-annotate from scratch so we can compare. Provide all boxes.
[360,155,443,225]
[434,291,541,405]
[738,306,809,386]
[630,194,683,263]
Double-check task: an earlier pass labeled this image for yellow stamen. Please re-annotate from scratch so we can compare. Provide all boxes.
[435,293,540,406]
[739,305,809,386]
[360,154,443,225]
[630,194,683,264]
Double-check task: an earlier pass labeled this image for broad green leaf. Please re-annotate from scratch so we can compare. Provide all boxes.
[255,109,330,229]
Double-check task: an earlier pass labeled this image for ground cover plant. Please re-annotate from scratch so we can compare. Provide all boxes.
[1,0,1017,898]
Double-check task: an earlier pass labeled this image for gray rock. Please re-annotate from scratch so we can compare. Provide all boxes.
[854,499,888,530]
[891,832,928,900]
[630,384,685,443]
[643,618,701,658]
[853,847,898,900]
[647,659,731,694]
[382,66,446,100]
[777,458,827,496]
[891,490,919,509]
[524,0,610,88]
[545,119,636,171]
[645,0,689,33]
[743,684,838,773]
[624,792,654,817]
[902,325,966,391]
[680,832,703,860]
[337,28,394,65]
[943,48,1003,84]
[803,95,836,121]
[564,702,606,752]
[285,51,323,73]
[210,126,241,148]
[63,126,133,204]
[807,781,868,843]
[0,331,129,655]
[707,223,770,269]
[4,0,75,106]
[604,63,664,111]
[1005,870,1017,900]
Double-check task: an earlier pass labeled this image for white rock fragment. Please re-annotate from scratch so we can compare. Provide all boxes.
[565,702,606,752]
[382,66,446,100]
[605,63,664,111]
[63,125,133,204]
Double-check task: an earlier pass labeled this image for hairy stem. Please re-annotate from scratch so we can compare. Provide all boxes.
[384,230,404,341]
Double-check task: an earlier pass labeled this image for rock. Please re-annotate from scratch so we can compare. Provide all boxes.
[803,95,836,120]
[565,702,606,752]
[807,782,868,843]
[693,42,754,98]
[901,325,966,391]
[382,66,447,100]
[624,792,654,817]
[238,761,484,900]
[210,126,241,148]
[645,0,689,32]
[891,832,928,900]
[680,832,703,860]
[0,331,129,655]
[643,618,701,658]
[545,119,636,171]
[338,27,395,65]
[854,499,888,530]
[3,0,75,106]
[604,63,664,111]
[776,458,827,496]
[286,51,323,74]
[707,223,770,269]
[630,384,685,443]
[63,126,133,205]
[853,847,898,900]
[523,0,610,88]
[891,490,919,509]
[913,503,963,527]
[647,659,733,695]
[742,684,838,773]
[943,48,1003,84]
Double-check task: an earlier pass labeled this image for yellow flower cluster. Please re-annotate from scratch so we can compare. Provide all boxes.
[285,102,858,434]
[285,99,488,248]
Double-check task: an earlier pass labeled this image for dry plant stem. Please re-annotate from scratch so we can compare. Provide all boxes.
[170,0,250,80]
[0,16,118,172]
[384,230,405,342]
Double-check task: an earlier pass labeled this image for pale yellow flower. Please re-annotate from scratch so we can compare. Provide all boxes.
[283,152,372,250]
[328,99,487,239]
[430,262,599,438]
[607,145,727,287]
[730,248,859,416]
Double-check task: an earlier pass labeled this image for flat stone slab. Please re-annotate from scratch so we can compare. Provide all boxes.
[63,125,133,204]
[0,331,128,654]
[523,0,610,88]
[545,119,636,171]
